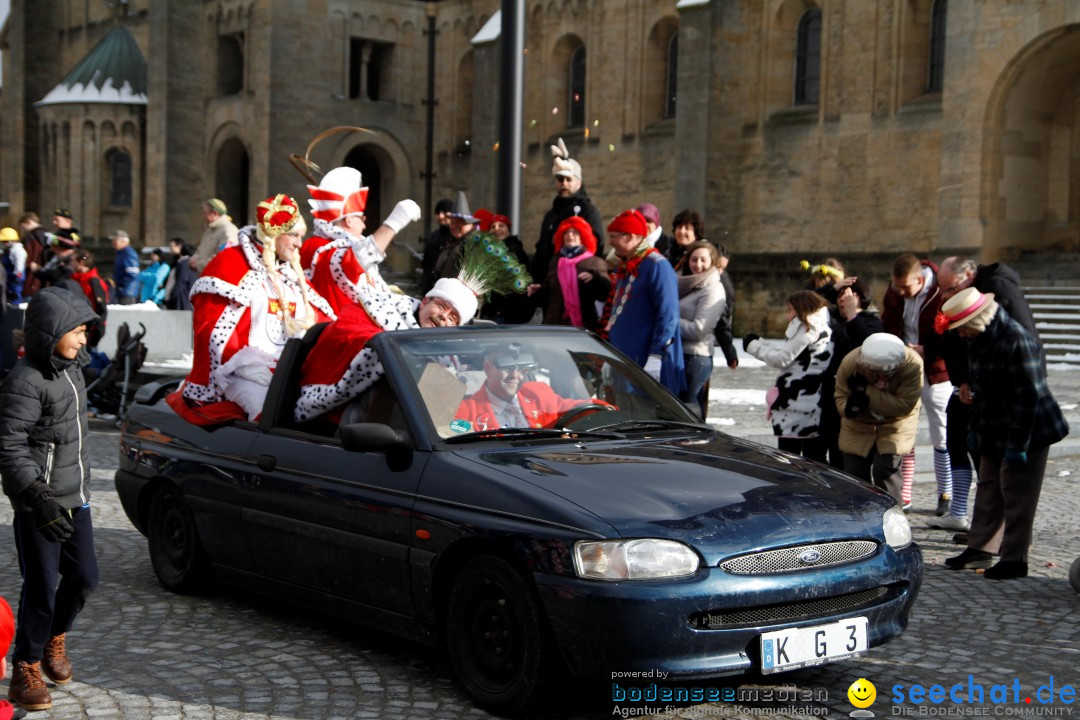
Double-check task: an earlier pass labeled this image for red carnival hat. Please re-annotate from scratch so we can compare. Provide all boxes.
[607,209,648,238]
[307,166,369,223]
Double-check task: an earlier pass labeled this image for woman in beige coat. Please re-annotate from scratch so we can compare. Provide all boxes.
[834,333,924,504]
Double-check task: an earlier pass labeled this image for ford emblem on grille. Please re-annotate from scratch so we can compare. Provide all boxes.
[799,549,822,565]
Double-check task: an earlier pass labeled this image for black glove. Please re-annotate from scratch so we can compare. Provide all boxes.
[742,333,760,352]
[847,373,868,393]
[21,484,74,543]
[844,389,870,418]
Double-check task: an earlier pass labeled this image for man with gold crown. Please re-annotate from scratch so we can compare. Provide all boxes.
[171,194,336,424]
[301,166,422,331]
[294,234,531,424]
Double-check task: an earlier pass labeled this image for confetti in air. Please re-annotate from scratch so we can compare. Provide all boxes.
[608,144,615,152]
[552,107,559,115]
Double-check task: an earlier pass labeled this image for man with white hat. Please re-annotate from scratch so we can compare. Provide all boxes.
[301,166,421,330]
[294,233,531,424]
[939,287,1068,579]
[834,332,924,503]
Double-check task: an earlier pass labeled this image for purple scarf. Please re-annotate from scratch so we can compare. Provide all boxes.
[557,251,594,327]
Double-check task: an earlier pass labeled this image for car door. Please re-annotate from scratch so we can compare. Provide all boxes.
[241,392,426,613]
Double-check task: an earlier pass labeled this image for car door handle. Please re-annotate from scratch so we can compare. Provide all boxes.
[256,455,277,472]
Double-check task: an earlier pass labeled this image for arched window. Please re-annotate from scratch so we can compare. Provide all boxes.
[794,8,821,106]
[666,32,678,118]
[108,150,132,207]
[927,0,947,92]
[569,46,586,129]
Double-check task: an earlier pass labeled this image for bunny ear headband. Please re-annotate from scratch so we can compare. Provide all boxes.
[550,137,582,180]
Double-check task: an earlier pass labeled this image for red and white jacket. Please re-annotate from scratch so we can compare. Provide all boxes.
[301,219,419,331]
[181,227,335,410]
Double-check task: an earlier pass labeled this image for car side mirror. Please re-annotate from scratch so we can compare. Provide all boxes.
[340,423,413,470]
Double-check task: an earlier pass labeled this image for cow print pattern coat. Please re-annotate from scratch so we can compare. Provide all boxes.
[745,306,834,439]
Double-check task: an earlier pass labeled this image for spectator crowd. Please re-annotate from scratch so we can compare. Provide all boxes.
[0,131,1068,713]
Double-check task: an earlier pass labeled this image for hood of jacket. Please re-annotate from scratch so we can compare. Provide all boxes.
[23,286,99,369]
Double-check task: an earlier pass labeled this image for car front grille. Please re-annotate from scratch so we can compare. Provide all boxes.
[688,585,895,630]
[718,540,878,575]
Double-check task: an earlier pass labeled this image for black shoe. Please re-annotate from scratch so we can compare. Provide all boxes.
[944,549,994,570]
[936,494,951,516]
[952,532,969,545]
[984,561,1027,579]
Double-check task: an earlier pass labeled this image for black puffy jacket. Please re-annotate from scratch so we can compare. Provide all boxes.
[0,286,99,511]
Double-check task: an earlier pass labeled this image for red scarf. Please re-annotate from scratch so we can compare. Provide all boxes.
[598,246,657,339]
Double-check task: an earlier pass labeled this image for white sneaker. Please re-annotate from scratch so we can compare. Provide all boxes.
[927,515,970,531]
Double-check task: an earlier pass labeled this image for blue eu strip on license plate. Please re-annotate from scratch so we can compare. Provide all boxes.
[760,616,868,673]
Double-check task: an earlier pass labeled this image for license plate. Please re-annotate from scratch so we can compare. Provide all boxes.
[760,616,868,673]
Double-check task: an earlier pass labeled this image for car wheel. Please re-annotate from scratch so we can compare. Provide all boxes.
[1069,557,1080,593]
[446,555,552,714]
[147,485,213,593]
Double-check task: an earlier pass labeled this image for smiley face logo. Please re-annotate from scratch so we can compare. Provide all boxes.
[848,678,877,708]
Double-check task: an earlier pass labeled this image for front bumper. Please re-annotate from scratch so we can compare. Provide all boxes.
[536,543,922,678]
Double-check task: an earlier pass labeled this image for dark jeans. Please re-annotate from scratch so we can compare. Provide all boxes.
[12,505,99,662]
[843,450,903,504]
[680,354,713,418]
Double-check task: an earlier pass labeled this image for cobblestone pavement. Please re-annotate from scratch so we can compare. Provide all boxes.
[1,361,1078,719]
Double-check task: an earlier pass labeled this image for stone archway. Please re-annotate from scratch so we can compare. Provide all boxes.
[215,138,250,226]
[983,25,1080,260]
[343,145,384,225]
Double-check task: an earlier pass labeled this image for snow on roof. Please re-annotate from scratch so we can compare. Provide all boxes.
[35,25,147,107]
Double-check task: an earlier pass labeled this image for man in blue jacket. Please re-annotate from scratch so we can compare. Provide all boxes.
[600,209,685,397]
[110,230,140,304]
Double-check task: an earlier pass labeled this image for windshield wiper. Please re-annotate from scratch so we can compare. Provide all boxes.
[444,427,623,444]
[588,419,713,434]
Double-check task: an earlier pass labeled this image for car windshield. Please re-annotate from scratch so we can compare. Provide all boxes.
[388,330,701,440]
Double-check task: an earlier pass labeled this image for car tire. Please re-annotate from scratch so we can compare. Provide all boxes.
[147,485,213,593]
[446,555,552,714]
[1069,557,1080,593]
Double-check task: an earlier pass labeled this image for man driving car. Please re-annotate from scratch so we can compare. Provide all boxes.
[454,347,598,431]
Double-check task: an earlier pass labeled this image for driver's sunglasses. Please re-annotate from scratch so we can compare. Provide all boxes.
[495,362,536,374]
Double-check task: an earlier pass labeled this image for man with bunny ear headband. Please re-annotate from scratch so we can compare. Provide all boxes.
[528,138,606,311]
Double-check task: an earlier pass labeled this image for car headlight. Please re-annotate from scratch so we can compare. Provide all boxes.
[573,539,700,580]
[883,507,912,549]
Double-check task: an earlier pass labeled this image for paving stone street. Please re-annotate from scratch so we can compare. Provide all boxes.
[1,359,1078,719]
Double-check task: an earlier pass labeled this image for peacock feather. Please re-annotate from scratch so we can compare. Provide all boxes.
[456,231,533,300]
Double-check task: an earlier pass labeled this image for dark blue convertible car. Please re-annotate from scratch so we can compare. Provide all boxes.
[116,324,922,713]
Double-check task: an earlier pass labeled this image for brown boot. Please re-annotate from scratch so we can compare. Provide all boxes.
[7,660,52,711]
[42,633,72,684]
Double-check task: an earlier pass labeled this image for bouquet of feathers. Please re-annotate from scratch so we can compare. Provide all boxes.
[457,231,532,302]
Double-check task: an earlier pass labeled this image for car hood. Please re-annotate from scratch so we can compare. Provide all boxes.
[458,432,894,559]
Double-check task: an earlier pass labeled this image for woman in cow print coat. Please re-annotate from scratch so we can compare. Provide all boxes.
[743,290,834,461]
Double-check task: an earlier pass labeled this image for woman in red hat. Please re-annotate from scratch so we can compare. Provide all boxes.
[537,216,610,332]
[172,194,336,424]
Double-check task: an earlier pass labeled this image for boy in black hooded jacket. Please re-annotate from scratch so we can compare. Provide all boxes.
[0,287,100,712]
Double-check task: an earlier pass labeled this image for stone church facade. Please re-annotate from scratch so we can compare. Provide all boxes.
[2,1,1079,324]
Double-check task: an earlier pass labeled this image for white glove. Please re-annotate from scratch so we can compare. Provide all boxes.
[382,199,422,234]
[643,354,662,381]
